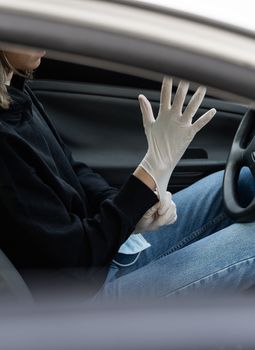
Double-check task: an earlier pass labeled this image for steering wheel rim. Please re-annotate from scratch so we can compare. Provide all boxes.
[223,109,255,222]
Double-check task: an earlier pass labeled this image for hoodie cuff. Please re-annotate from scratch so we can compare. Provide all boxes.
[113,175,159,225]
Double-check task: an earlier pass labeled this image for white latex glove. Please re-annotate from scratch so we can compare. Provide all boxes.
[138,77,216,200]
[134,191,177,233]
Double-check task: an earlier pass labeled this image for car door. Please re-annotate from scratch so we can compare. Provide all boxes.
[30,58,246,193]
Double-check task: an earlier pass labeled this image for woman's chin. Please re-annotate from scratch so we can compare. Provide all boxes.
[28,57,43,70]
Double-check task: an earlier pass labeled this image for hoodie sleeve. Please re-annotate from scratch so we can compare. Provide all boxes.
[0,131,158,270]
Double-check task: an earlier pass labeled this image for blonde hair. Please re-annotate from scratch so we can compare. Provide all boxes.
[0,51,12,109]
[0,51,32,109]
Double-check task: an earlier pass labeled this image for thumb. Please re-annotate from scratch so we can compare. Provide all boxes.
[138,94,155,130]
[157,191,173,216]
[143,201,160,218]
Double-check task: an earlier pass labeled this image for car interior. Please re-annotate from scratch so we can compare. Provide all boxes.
[0,57,249,303]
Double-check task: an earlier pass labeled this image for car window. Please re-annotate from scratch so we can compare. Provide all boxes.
[35,58,161,90]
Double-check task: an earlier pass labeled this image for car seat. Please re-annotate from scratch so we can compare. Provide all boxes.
[0,249,33,304]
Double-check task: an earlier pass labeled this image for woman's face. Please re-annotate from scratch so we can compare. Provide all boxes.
[4,48,46,72]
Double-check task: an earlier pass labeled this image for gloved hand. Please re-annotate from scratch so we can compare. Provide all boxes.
[138,76,216,200]
[134,191,177,233]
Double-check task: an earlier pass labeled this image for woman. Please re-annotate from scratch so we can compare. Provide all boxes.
[0,48,254,301]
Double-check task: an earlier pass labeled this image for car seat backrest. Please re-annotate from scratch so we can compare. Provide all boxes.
[0,249,33,304]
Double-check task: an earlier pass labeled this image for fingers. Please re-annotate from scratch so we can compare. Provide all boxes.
[156,201,177,226]
[143,201,160,218]
[134,202,159,232]
[192,108,216,133]
[171,80,189,115]
[134,213,154,232]
[157,191,172,215]
[164,205,177,225]
[159,76,172,114]
[182,86,206,123]
[138,94,155,130]
[156,191,177,226]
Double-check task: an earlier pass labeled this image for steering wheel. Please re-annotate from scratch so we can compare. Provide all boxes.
[223,109,255,222]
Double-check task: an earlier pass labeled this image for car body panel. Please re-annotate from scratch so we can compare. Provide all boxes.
[0,1,255,104]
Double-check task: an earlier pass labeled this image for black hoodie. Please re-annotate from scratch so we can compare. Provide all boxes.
[0,84,157,290]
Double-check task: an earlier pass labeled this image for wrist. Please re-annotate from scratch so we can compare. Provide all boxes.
[133,167,156,192]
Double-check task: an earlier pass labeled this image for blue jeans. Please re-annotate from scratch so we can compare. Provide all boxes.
[96,168,255,300]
